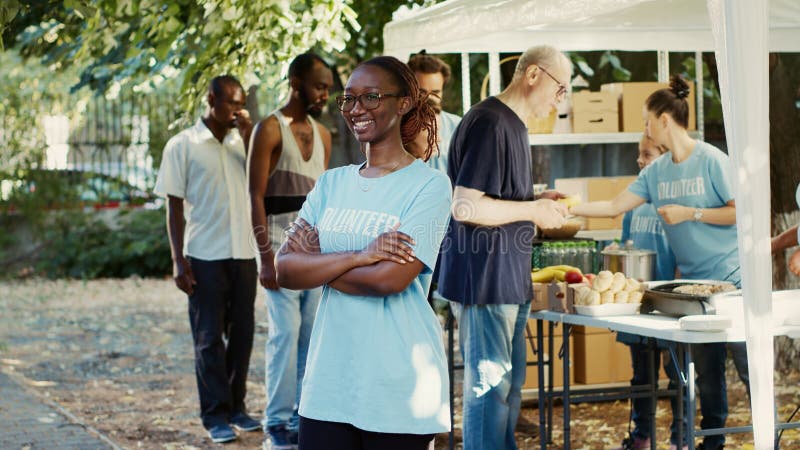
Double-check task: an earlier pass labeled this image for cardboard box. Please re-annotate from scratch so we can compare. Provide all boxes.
[523,334,574,389]
[601,81,696,132]
[547,281,575,313]
[553,176,638,230]
[572,91,617,113]
[573,111,619,133]
[573,329,634,384]
[531,282,549,312]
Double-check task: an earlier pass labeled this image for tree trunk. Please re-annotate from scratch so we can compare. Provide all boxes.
[769,54,800,290]
[769,54,800,372]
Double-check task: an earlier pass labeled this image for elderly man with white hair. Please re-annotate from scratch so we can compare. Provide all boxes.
[437,45,571,450]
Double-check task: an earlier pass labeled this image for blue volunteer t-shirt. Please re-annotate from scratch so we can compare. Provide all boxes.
[438,97,536,305]
[296,159,452,434]
[621,203,677,281]
[426,110,462,174]
[628,141,739,283]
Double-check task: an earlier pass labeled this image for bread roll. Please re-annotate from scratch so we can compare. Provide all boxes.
[598,270,613,279]
[600,290,614,304]
[613,290,629,303]
[593,276,613,292]
[625,278,641,292]
[585,290,601,306]
[573,286,588,305]
[609,272,627,293]
[628,291,643,304]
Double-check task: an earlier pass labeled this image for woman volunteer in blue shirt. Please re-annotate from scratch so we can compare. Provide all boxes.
[274,56,452,450]
[613,134,684,450]
[570,75,746,450]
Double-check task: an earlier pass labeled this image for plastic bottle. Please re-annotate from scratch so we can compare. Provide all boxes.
[585,241,597,274]
[553,242,565,266]
[574,241,586,273]
[587,241,596,274]
[566,242,578,269]
[541,242,551,268]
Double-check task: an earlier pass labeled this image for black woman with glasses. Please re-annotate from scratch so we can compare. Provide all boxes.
[274,56,453,450]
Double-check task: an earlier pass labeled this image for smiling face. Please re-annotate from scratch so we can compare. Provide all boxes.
[342,65,408,144]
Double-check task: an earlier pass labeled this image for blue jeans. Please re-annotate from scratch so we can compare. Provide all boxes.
[624,340,685,445]
[693,343,729,449]
[264,286,321,430]
[450,301,530,450]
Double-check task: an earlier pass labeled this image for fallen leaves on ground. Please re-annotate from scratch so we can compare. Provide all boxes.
[1,278,799,450]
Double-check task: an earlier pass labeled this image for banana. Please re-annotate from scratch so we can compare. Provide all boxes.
[558,195,582,208]
[548,265,582,275]
[530,265,581,283]
[531,268,558,283]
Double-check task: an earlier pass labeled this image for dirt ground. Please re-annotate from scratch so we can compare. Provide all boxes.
[1,278,799,450]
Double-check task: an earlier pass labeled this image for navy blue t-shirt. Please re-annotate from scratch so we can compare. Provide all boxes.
[438,97,535,305]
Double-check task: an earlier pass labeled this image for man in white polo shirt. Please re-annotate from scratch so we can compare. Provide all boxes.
[155,75,260,444]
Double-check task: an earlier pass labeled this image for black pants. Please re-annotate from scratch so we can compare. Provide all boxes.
[188,257,257,429]
[298,416,435,450]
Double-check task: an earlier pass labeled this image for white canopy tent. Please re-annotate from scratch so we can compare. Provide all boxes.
[384,1,800,448]
[384,0,800,55]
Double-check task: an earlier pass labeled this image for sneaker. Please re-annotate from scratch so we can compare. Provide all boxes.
[263,424,297,450]
[207,423,237,443]
[230,412,261,432]
[613,435,651,450]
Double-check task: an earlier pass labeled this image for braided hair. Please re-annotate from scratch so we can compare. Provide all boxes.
[645,75,691,128]
[360,56,439,161]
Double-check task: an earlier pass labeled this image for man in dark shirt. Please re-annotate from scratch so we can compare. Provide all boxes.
[438,45,571,450]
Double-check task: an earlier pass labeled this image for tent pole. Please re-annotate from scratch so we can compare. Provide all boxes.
[657,50,670,82]
[695,50,705,141]
[489,51,501,96]
[461,52,471,115]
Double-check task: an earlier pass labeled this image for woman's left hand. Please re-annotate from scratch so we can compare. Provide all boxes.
[285,218,320,254]
[657,204,692,225]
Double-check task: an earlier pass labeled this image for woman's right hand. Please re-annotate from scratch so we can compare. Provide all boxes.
[358,225,417,266]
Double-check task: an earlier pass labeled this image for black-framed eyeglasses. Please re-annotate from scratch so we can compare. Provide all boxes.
[537,66,568,100]
[336,92,402,112]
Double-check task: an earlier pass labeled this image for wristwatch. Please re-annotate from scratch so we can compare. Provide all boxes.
[693,208,704,222]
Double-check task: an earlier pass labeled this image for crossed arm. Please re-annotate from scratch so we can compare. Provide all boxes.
[275,219,425,297]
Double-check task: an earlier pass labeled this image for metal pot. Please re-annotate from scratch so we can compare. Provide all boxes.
[601,247,656,281]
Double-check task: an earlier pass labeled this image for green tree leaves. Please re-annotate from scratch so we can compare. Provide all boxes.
[7,0,357,119]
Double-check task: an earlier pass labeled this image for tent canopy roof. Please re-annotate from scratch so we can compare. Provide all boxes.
[384,0,800,58]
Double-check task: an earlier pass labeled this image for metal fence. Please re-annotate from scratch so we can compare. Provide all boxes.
[0,90,183,207]
[59,90,180,191]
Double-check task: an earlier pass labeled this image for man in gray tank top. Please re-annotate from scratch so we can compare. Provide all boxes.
[248,52,332,450]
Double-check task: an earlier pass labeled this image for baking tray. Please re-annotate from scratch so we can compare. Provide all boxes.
[645,282,715,302]
[641,280,731,317]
